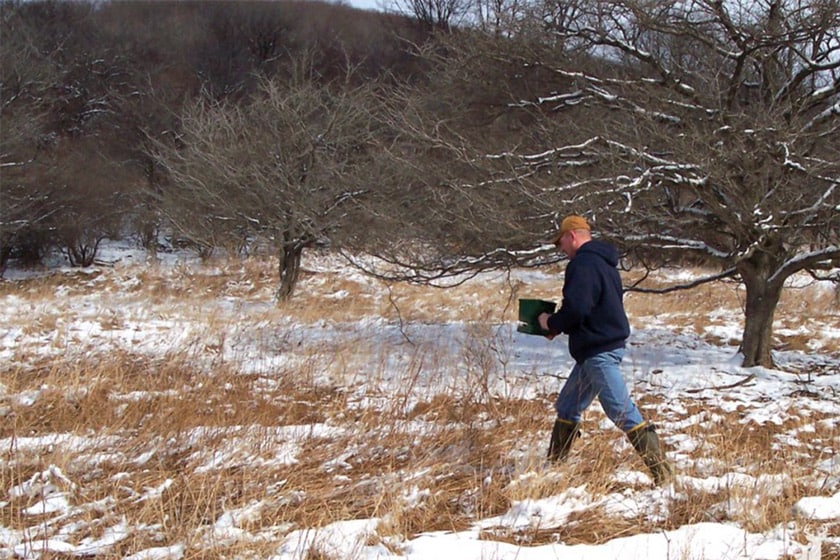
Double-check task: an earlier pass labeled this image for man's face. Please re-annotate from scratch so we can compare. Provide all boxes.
[556,230,575,257]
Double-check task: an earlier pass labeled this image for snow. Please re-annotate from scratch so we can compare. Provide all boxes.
[122,544,185,560]
[268,519,800,560]
[794,492,840,521]
[1,244,838,560]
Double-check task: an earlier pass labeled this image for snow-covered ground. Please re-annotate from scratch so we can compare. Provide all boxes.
[1,244,838,559]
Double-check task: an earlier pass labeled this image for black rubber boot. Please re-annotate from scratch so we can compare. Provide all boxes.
[547,419,580,463]
[628,424,674,486]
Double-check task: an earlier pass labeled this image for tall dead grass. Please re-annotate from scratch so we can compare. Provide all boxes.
[4,354,832,555]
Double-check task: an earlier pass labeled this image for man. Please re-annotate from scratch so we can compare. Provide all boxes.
[537,215,673,485]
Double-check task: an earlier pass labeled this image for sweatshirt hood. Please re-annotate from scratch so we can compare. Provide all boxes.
[575,239,619,267]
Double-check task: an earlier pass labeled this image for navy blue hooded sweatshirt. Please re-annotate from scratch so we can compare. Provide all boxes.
[546,239,630,363]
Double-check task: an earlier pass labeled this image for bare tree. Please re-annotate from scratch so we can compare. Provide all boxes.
[534,0,839,367]
[152,68,380,299]
[375,0,839,367]
[389,0,474,29]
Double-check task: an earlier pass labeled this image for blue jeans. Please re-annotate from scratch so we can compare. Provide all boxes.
[554,348,644,433]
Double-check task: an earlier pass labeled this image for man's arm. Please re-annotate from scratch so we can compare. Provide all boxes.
[543,260,598,334]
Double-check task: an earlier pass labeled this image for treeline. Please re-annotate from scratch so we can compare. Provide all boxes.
[0,0,430,274]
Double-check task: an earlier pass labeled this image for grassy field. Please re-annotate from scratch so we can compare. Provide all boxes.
[1,252,838,559]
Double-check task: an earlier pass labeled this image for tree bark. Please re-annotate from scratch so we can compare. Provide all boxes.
[737,259,784,368]
[276,244,302,300]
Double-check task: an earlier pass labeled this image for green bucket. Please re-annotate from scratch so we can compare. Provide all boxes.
[517,298,557,335]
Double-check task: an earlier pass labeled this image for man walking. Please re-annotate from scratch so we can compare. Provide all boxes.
[537,215,673,485]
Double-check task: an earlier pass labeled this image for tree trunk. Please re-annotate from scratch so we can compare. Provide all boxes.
[737,260,784,368]
[276,244,303,300]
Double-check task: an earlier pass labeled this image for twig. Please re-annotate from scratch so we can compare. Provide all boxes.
[386,282,414,345]
[685,373,756,394]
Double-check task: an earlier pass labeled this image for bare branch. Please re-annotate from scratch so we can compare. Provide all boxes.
[625,267,739,294]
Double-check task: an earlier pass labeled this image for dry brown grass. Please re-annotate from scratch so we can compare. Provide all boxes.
[2,256,838,557]
[3,354,834,555]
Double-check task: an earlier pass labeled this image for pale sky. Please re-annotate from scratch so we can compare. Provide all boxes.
[343,0,387,12]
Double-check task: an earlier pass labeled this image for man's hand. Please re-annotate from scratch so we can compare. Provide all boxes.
[537,312,555,340]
